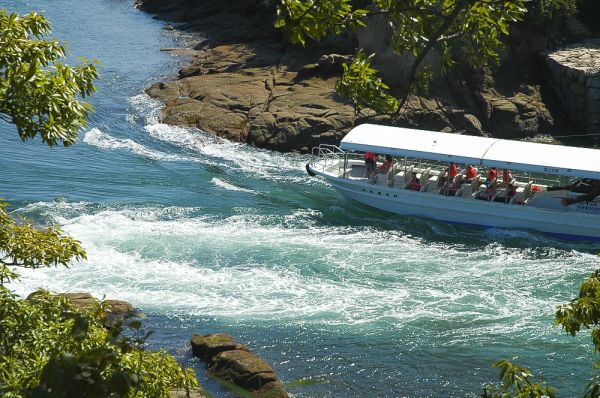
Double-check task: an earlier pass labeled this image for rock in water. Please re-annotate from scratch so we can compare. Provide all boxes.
[190,333,248,361]
[27,291,135,318]
[190,333,288,398]
[169,388,208,398]
[208,350,288,398]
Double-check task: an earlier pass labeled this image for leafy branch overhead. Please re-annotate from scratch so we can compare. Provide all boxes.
[335,50,398,115]
[0,200,87,285]
[0,9,200,396]
[0,8,98,146]
[275,0,527,114]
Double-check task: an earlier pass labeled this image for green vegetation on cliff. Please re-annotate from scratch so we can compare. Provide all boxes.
[275,0,597,115]
[276,0,527,114]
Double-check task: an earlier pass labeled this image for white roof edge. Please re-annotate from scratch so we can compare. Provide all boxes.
[340,123,600,178]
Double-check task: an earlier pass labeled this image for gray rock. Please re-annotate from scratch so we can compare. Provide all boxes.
[207,350,288,398]
[190,333,248,361]
[169,388,208,398]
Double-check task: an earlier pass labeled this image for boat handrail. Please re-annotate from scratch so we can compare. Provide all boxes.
[311,144,345,157]
[310,144,346,174]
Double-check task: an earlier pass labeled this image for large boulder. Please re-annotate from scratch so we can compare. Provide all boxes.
[190,333,288,398]
[59,293,134,317]
[190,333,248,361]
[207,350,288,398]
[169,388,208,398]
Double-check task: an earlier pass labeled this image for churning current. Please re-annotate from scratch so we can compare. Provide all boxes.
[1,1,599,397]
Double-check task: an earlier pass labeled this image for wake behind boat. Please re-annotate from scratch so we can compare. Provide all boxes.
[307,124,600,241]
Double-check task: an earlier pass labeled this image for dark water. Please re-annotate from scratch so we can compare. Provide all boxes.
[2,1,600,397]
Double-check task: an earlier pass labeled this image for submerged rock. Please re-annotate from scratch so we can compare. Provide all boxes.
[190,333,248,361]
[208,350,288,398]
[190,332,288,398]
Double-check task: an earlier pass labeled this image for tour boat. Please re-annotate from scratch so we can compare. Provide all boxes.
[306,124,600,241]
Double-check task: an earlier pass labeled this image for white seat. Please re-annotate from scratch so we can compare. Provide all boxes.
[403,166,414,189]
[457,184,473,198]
[387,165,398,187]
[493,188,508,202]
[421,176,439,192]
[377,171,391,186]
[419,168,431,185]
[523,181,533,200]
[454,174,463,189]
[509,187,525,204]
[470,175,481,192]
[394,175,405,188]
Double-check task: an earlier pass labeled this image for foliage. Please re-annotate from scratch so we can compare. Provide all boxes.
[481,359,556,398]
[335,50,398,114]
[274,0,368,46]
[526,0,577,25]
[554,269,600,397]
[0,8,98,147]
[0,200,87,285]
[575,0,600,34]
[275,0,528,114]
[0,199,199,397]
[0,289,198,398]
[1,10,199,397]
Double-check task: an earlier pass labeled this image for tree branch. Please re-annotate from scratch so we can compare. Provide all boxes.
[394,0,470,116]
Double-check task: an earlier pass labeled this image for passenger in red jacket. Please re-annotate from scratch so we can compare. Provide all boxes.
[486,167,498,183]
[502,169,512,185]
[438,162,457,188]
[378,154,393,174]
[409,172,421,191]
[465,164,477,182]
[449,162,457,178]
[364,152,376,177]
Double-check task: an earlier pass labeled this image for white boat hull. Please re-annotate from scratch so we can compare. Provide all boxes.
[315,170,600,242]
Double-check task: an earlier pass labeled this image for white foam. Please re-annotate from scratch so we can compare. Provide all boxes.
[211,177,255,193]
[144,122,308,182]
[83,128,191,162]
[8,203,596,332]
[128,93,163,124]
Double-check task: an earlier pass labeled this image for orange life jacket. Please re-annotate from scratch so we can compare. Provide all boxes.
[466,166,477,179]
[449,163,457,178]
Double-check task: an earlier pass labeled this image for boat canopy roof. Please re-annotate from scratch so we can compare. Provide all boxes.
[340,124,600,179]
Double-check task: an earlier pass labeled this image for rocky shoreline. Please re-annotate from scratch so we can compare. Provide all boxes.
[136,0,576,153]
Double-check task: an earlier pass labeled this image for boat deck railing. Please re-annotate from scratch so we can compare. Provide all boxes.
[311,144,346,174]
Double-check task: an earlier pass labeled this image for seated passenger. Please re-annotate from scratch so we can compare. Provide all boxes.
[409,172,421,191]
[449,162,457,178]
[502,169,512,186]
[364,152,377,177]
[486,167,498,184]
[506,183,517,201]
[378,154,393,174]
[440,179,457,196]
[464,164,477,183]
[485,167,498,197]
[494,183,517,203]
[481,183,494,201]
[438,162,457,188]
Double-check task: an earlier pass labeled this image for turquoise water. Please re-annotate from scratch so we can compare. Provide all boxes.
[2,1,600,397]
